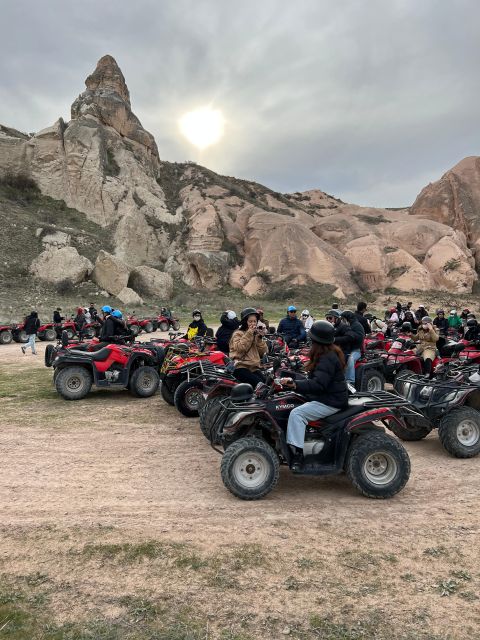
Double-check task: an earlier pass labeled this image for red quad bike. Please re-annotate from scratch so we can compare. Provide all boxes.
[0,324,14,344]
[51,332,160,400]
[55,319,101,340]
[37,323,59,342]
[11,323,28,343]
[392,370,480,458]
[457,340,480,365]
[209,383,411,501]
[364,332,392,353]
[381,337,463,383]
[153,312,181,332]
[159,338,228,405]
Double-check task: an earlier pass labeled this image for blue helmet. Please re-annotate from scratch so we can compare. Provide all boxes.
[101,305,112,313]
[287,305,297,312]
[112,310,123,319]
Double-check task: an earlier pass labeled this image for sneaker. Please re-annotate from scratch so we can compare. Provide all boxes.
[21,346,26,354]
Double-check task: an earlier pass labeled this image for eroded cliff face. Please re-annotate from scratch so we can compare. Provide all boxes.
[0,55,479,299]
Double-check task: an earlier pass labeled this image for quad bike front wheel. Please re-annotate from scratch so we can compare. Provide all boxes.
[160,379,178,405]
[346,431,410,498]
[221,437,280,500]
[14,330,28,343]
[171,321,180,331]
[129,324,141,337]
[144,321,154,333]
[55,366,93,400]
[0,330,13,344]
[65,328,75,340]
[159,321,169,332]
[44,328,56,341]
[129,366,160,398]
[438,407,480,458]
[45,344,56,367]
[174,379,205,417]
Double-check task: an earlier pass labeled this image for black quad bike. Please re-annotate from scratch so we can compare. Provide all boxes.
[392,370,480,458]
[208,383,411,501]
[50,332,160,400]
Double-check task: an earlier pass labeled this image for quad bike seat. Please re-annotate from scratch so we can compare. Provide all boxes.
[321,399,369,425]
[67,347,112,361]
[440,343,465,357]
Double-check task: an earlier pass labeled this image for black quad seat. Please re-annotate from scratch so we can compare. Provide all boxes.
[67,347,112,361]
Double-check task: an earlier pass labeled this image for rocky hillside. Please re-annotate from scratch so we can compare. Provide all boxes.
[1,54,479,305]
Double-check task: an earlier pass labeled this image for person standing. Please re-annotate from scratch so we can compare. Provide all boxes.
[334,310,365,385]
[21,311,40,355]
[215,310,240,355]
[354,301,370,334]
[53,307,63,324]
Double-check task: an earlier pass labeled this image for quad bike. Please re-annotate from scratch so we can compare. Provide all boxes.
[392,370,480,458]
[208,382,411,501]
[381,336,463,383]
[159,337,228,405]
[354,354,386,391]
[364,332,392,352]
[0,324,14,344]
[11,323,28,343]
[37,322,59,341]
[126,315,144,337]
[51,332,160,400]
[54,319,101,340]
[153,311,181,332]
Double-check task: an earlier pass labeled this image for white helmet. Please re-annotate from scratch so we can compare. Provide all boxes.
[226,310,237,320]
[301,309,310,316]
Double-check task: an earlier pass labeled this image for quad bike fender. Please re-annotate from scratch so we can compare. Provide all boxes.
[346,407,393,433]
[222,409,289,457]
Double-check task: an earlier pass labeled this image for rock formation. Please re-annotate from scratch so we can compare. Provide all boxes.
[1,55,480,299]
[30,247,93,285]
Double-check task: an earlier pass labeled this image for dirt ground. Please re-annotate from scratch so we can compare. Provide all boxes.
[0,334,479,639]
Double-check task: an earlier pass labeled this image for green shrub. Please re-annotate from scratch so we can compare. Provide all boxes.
[105,148,120,177]
[444,258,461,272]
[55,279,75,295]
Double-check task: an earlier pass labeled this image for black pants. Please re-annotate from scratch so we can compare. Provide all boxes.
[234,368,265,387]
[423,358,432,376]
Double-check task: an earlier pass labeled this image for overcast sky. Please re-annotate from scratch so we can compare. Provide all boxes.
[1,0,479,207]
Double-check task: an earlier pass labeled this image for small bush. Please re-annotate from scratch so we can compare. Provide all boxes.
[55,279,75,295]
[105,148,120,177]
[444,258,461,272]
[255,269,272,284]
[387,266,408,279]
[383,246,398,254]
[0,171,40,202]
[356,214,390,225]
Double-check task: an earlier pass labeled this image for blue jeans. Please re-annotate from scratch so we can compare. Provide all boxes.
[286,401,339,449]
[24,334,37,354]
[345,350,361,384]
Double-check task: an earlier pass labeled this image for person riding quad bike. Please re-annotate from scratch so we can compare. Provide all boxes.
[354,302,370,334]
[325,309,342,333]
[229,307,267,387]
[215,310,240,355]
[464,318,480,342]
[186,310,208,341]
[415,316,439,376]
[281,320,348,471]
[448,309,462,330]
[301,310,315,331]
[277,306,307,347]
[433,309,449,336]
[334,310,365,385]
[53,308,63,324]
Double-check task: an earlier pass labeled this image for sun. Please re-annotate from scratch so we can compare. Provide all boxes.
[179,107,225,150]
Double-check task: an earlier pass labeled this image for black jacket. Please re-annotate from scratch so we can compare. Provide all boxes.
[433,317,449,335]
[334,320,365,354]
[99,316,117,341]
[354,312,370,335]
[215,314,240,354]
[75,313,86,329]
[53,311,63,323]
[294,351,348,408]
[464,326,480,342]
[24,313,40,335]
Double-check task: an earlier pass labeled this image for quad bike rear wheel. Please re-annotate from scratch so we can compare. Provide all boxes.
[174,379,205,417]
[65,328,75,340]
[172,321,180,331]
[129,324,141,337]
[438,407,480,458]
[159,321,169,332]
[14,330,28,343]
[389,417,431,441]
[199,396,227,442]
[129,366,160,398]
[0,330,13,344]
[55,366,93,400]
[221,437,280,500]
[346,431,410,498]
[144,321,154,333]
[44,328,56,341]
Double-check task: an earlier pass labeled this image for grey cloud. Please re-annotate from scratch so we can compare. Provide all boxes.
[1,0,479,206]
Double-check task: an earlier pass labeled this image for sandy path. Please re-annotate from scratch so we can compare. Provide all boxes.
[0,335,479,637]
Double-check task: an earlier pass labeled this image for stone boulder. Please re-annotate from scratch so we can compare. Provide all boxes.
[243,276,267,297]
[30,246,92,284]
[117,287,143,306]
[423,237,477,293]
[92,250,130,295]
[41,230,70,248]
[128,266,174,299]
[185,250,230,289]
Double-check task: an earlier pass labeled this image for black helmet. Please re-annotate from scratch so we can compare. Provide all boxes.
[309,320,335,345]
[467,318,478,327]
[192,309,201,316]
[341,310,355,323]
[230,383,254,403]
[401,322,412,332]
[240,307,260,321]
[325,309,341,319]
